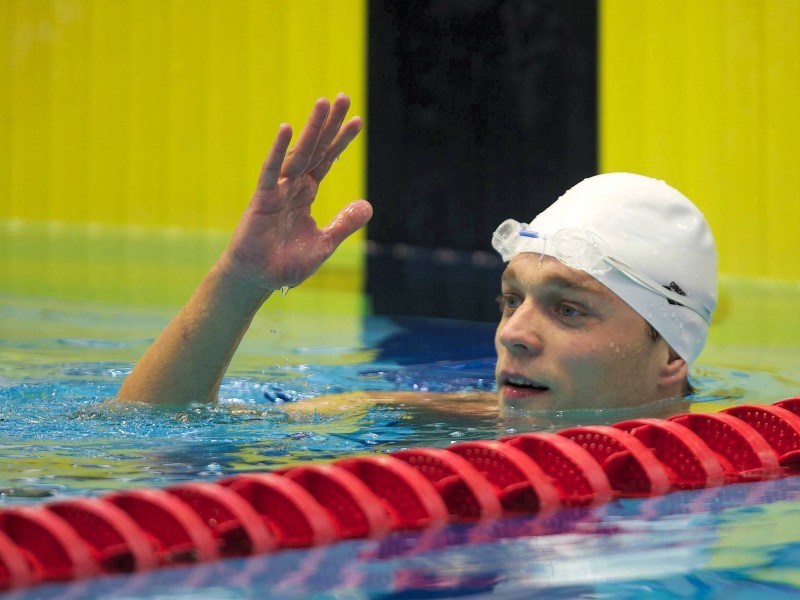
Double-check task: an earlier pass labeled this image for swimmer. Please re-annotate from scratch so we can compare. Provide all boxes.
[117,94,717,415]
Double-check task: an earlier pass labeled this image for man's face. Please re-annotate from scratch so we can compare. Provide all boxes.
[494,253,672,412]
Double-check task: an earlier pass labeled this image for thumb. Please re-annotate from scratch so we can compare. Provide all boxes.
[323,200,373,251]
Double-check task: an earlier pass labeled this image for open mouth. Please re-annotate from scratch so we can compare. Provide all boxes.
[504,376,549,392]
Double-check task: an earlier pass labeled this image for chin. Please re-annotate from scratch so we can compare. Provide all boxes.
[499,391,557,413]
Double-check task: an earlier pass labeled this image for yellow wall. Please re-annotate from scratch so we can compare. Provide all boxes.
[9,0,799,285]
[1,0,366,233]
[600,0,800,280]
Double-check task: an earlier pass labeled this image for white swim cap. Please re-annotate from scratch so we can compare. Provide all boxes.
[492,172,717,365]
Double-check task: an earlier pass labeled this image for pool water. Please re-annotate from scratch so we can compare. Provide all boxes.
[0,293,505,500]
[3,226,800,598]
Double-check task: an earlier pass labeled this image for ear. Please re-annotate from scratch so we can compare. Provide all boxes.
[657,346,688,390]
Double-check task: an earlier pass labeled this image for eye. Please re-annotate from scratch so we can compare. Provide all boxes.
[557,303,585,319]
[496,293,522,313]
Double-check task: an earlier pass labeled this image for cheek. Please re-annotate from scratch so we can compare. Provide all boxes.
[606,339,642,360]
[600,336,662,390]
[599,317,652,357]
[561,335,645,381]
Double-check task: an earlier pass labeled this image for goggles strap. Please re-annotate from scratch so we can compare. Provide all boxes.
[604,256,712,324]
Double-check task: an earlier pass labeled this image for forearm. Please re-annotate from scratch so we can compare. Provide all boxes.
[117,261,272,405]
[117,95,369,405]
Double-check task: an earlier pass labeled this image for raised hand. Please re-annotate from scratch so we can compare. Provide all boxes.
[220,94,372,291]
[117,95,372,405]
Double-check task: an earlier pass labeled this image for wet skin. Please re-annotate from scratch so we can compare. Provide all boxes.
[494,254,687,413]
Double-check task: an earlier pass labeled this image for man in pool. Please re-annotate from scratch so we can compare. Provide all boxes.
[117,94,717,414]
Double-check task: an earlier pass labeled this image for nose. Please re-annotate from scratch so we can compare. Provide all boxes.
[496,301,544,355]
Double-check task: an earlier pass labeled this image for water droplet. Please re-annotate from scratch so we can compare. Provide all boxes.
[280,286,290,296]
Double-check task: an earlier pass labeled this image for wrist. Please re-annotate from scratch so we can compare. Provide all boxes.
[210,255,275,308]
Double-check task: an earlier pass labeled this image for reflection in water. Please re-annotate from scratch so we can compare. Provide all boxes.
[13,477,800,599]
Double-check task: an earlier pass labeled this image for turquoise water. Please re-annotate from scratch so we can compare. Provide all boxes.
[0,293,503,501]
[3,259,800,596]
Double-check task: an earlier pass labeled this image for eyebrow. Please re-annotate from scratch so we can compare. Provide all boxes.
[502,265,604,296]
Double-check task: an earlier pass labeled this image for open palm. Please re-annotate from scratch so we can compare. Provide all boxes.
[222,94,372,291]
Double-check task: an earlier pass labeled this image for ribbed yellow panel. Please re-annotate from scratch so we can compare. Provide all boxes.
[600,0,800,280]
[2,0,366,233]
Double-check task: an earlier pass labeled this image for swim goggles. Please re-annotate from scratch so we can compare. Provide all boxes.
[491,219,712,324]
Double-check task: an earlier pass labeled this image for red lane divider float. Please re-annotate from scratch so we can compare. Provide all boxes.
[614,418,726,489]
[219,473,338,548]
[391,448,503,520]
[723,404,800,471]
[667,413,781,482]
[557,425,671,497]
[166,482,277,557]
[3,399,800,591]
[335,456,449,530]
[446,441,560,513]
[501,432,614,507]
[105,489,220,564]
[775,396,800,417]
[0,506,98,583]
[0,528,31,590]
[280,464,392,539]
[47,497,159,573]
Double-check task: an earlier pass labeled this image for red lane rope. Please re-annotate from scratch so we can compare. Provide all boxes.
[501,432,615,507]
[447,440,561,513]
[557,425,671,497]
[391,448,504,520]
[3,399,800,591]
[722,403,800,470]
[47,497,160,572]
[218,473,338,548]
[613,418,727,489]
[666,413,781,482]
